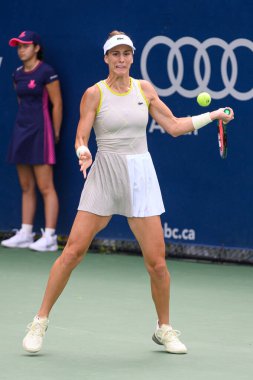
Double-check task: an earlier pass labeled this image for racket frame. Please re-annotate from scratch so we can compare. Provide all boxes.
[217,109,230,159]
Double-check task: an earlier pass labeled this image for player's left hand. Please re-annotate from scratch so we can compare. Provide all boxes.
[79,152,92,178]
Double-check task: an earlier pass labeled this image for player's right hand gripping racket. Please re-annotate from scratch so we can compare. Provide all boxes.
[217,109,230,159]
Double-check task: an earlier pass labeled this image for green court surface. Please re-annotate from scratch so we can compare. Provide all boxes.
[0,246,252,380]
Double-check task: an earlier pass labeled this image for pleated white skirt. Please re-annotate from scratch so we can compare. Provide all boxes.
[78,151,165,217]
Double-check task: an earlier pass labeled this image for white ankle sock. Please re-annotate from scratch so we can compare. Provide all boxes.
[45,228,55,236]
[21,224,33,233]
[35,315,48,322]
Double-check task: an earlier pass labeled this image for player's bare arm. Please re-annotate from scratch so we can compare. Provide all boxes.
[75,84,100,177]
[140,80,234,136]
[75,84,100,149]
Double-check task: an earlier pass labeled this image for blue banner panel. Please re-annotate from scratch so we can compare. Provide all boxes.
[0,0,252,249]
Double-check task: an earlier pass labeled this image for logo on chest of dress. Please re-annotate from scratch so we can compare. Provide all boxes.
[28,80,36,89]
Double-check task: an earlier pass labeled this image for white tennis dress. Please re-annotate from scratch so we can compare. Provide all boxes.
[78,78,165,217]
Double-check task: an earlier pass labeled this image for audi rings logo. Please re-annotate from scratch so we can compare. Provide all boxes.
[140,36,253,100]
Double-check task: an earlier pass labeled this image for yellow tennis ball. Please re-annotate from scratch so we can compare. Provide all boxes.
[197,92,211,107]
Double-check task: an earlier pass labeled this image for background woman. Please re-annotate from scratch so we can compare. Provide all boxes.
[1,30,62,252]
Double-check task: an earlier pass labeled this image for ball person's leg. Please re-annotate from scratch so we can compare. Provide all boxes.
[17,164,37,225]
[128,215,169,325]
[33,164,59,229]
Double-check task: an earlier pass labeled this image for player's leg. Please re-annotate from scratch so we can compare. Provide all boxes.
[1,165,36,248]
[23,211,111,353]
[127,215,187,354]
[128,215,169,324]
[38,211,111,317]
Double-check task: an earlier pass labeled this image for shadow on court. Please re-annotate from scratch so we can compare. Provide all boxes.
[0,246,252,380]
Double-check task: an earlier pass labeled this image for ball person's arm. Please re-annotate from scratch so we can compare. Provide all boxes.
[46,80,63,143]
[140,80,234,136]
[75,85,100,177]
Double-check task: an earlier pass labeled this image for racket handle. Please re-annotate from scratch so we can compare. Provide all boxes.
[224,109,230,115]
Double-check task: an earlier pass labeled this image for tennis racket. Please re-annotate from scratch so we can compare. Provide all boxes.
[217,109,230,159]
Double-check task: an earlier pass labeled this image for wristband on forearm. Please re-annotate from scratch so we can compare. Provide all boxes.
[192,112,212,130]
[76,145,89,158]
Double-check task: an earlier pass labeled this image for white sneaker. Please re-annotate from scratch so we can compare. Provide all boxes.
[23,315,49,353]
[29,229,58,252]
[1,230,34,248]
[152,322,187,354]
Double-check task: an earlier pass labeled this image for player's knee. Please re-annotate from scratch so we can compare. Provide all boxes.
[148,260,169,280]
[60,244,85,269]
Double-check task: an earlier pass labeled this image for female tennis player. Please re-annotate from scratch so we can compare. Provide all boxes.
[22,30,234,354]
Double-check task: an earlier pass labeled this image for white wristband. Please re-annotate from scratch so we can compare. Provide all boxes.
[76,145,89,158]
[192,112,212,130]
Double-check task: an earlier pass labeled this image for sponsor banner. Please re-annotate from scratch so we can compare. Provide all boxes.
[163,223,196,241]
[140,36,253,100]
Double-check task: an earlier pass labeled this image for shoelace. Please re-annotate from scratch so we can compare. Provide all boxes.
[12,229,33,237]
[40,228,46,238]
[26,322,47,337]
[9,229,26,240]
[163,328,181,342]
[12,229,21,235]
[40,228,54,243]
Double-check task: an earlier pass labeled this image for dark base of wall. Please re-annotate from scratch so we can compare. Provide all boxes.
[1,231,252,265]
[91,238,253,265]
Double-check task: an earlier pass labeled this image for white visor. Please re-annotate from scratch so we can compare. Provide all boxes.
[103,34,135,55]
